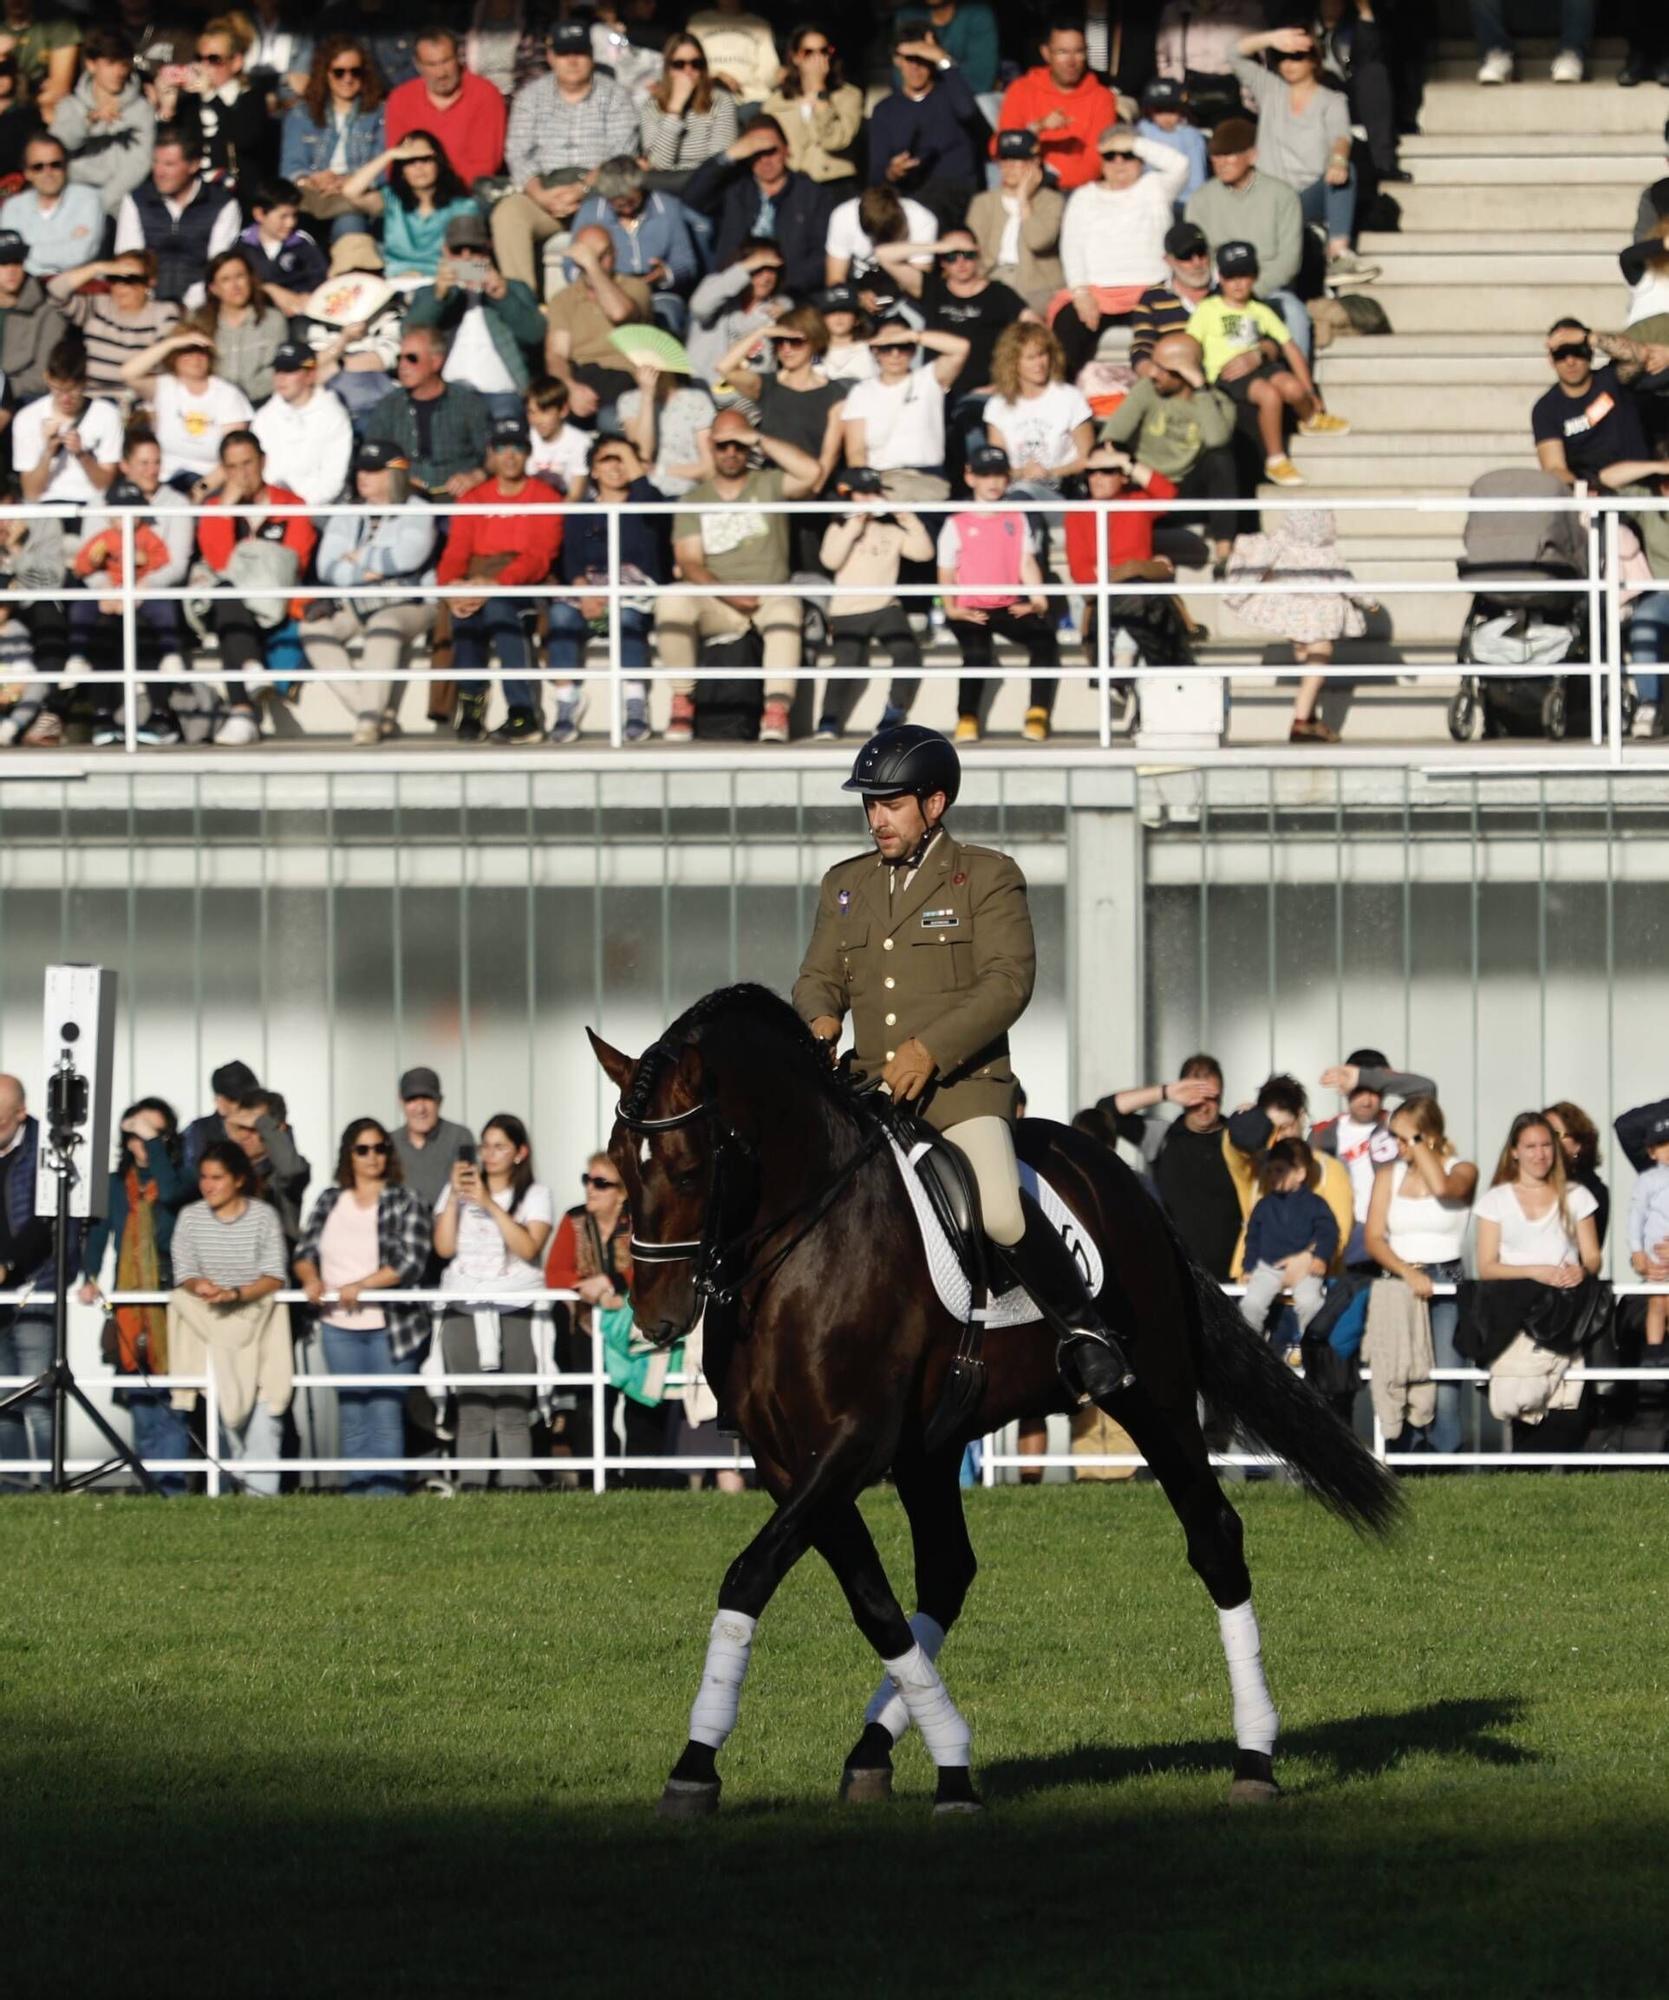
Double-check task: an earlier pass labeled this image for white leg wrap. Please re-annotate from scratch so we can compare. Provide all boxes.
[688,1610,758,1751]
[1218,1599,1279,1755]
[879,1639,971,1768]
[864,1613,946,1741]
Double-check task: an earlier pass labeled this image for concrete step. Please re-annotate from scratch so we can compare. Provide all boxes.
[1268,497,1469,539]
[1389,180,1642,231]
[1261,443,1529,489]
[1322,380,1541,430]
[1364,284,1617,332]
[1357,247,1620,285]
[1336,534,1463,563]
[1320,349,1551,387]
[1401,131,1660,165]
[1416,79,1668,135]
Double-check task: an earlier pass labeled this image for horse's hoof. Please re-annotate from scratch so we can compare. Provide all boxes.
[1228,1777,1282,1807]
[932,1767,984,1816]
[657,1777,721,1820]
[840,1764,894,1805]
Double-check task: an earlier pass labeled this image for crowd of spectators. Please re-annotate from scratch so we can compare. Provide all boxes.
[0,0,1420,750]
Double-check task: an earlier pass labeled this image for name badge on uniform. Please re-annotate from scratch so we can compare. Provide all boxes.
[921,908,960,929]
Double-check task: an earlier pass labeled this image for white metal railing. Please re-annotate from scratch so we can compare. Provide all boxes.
[2,491,1663,764]
[2,1279,1665,1487]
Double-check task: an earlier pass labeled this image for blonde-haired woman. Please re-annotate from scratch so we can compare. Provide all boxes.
[1474,1112,1602,1288]
[760,28,863,183]
[1365,1095,1476,1455]
[981,321,1094,503]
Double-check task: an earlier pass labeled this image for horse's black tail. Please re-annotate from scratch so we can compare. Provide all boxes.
[1188,1260,1405,1538]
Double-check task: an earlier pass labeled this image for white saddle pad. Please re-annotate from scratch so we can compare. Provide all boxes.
[888,1135,1106,1330]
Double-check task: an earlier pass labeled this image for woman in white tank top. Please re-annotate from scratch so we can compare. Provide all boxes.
[1365,1095,1477,1456]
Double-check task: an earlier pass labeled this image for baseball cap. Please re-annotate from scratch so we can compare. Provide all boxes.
[272,340,315,373]
[0,229,27,265]
[444,211,492,253]
[1217,239,1259,277]
[1143,76,1185,111]
[1346,1047,1390,1072]
[548,20,591,53]
[354,437,409,474]
[1098,124,1138,156]
[816,283,859,314]
[842,466,886,495]
[489,414,531,449]
[212,1060,259,1098]
[1209,116,1257,158]
[995,128,1038,160]
[400,1066,442,1101]
[1649,1115,1669,1144]
[1165,220,1210,261]
[967,441,1011,476]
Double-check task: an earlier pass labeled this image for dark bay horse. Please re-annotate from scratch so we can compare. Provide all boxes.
[589,984,1401,1817]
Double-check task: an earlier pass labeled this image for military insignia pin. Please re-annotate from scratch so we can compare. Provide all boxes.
[838,889,851,911]
[952,871,967,886]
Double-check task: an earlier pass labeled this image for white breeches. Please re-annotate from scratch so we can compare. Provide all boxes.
[945,1114,1025,1247]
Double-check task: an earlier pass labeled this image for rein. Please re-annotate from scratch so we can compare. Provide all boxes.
[615,1057,888,1344]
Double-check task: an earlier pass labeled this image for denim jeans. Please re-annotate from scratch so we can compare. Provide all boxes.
[1299,169,1356,246]
[545,597,652,672]
[220,1398,285,1497]
[1470,0,1593,54]
[124,1385,194,1495]
[1625,588,1669,705]
[453,597,536,710]
[1265,287,1313,363]
[321,1322,417,1497]
[0,1312,53,1484]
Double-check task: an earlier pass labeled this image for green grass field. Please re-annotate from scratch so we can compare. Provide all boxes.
[8,1479,1668,1999]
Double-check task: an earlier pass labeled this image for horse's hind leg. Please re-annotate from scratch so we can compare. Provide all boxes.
[1116,1385,1282,1806]
[814,1498,982,1814]
[842,1446,977,1804]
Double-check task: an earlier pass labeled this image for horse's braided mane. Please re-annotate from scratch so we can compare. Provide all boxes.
[619,983,835,1122]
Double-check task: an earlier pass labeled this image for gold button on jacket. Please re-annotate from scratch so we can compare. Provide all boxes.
[792,831,1036,1132]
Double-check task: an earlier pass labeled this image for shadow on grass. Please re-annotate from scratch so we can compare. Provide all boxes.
[980,1697,1535,1802]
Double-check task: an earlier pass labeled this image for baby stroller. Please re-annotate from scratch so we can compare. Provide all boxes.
[1447,468,1620,741]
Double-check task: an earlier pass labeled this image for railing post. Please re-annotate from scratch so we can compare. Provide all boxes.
[120,511,138,755]
[204,1366,221,1498]
[591,1326,607,1494]
[1603,505,1624,766]
[606,506,623,749]
[1095,499,1112,749]
[1586,497,1603,748]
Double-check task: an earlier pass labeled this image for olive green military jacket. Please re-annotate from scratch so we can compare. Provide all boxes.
[792,830,1037,1131]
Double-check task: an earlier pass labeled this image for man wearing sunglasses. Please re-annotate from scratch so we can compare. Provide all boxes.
[0,135,103,277]
[1532,317,1651,490]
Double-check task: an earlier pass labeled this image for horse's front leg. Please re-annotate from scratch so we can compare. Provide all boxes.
[841,1445,981,1808]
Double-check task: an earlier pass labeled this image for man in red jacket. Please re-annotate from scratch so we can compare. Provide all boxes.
[436,414,565,743]
[384,28,508,187]
[995,21,1117,193]
[196,430,318,747]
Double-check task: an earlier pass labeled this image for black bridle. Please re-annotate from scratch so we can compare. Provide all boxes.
[614,1048,888,1346]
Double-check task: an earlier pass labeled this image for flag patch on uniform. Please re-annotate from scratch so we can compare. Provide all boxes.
[920,909,959,928]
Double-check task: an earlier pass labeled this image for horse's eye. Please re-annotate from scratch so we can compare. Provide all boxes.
[673,1170,703,1194]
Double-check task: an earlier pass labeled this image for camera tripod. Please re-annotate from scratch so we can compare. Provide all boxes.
[0,1095,161,1497]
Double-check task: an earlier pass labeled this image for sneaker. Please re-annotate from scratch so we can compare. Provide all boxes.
[665,692,696,743]
[549,692,584,746]
[22,710,64,746]
[158,651,186,676]
[1631,701,1657,739]
[454,698,486,744]
[136,712,183,746]
[63,652,93,684]
[91,721,124,747]
[623,697,651,744]
[492,706,545,744]
[0,715,20,746]
[1617,51,1648,85]
[1022,705,1050,743]
[814,714,841,740]
[1477,47,1513,82]
[758,695,791,743]
[1298,411,1352,437]
[377,708,402,741]
[954,713,980,744]
[879,703,908,730]
[1289,716,1340,744]
[351,712,380,746]
[1550,48,1583,82]
[212,709,260,746]
[1264,456,1306,486]
[1325,249,1381,283]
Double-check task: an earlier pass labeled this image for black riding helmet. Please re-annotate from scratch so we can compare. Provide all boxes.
[840,724,961,807]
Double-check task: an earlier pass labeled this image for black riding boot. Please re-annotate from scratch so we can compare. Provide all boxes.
[1000,1192,1136,1405]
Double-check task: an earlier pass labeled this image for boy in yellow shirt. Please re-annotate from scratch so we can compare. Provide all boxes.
[1184,241,1349,487]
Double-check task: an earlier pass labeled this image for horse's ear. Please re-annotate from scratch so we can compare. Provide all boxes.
[587,1028,635,1093]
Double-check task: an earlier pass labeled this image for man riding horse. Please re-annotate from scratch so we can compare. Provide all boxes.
[793,722,1137,1408]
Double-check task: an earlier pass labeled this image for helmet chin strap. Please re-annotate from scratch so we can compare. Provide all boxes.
[887,810,943,873]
